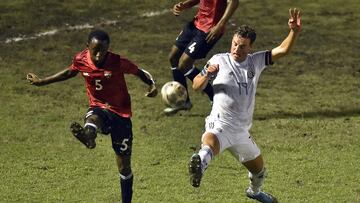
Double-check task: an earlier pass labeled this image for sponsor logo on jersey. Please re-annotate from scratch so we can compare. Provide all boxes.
[247,67,255,79]
[104,71,112,78]
[247,61,255,79]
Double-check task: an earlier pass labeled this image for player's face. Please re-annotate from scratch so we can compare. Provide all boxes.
[230,34,252,62]
[88,38,109,67]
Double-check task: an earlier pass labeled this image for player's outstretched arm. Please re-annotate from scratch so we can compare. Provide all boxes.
[206,0,239,43]
[137,69,158,97]
[26,68,78,86]
[193,64,219,91]
[172,0,200,16]
[271,8,302,61]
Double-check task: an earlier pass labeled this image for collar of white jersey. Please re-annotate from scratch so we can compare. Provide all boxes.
[227,53,250,67]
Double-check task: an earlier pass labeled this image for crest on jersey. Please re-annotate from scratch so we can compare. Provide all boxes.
[83,72,90,77]
[247,58,256,79]
[104,71,112,78]
[247,66,255,79]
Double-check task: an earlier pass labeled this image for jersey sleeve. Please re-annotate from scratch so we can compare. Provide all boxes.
[121,58,140,75]
[206,54,221,67]
[68,55,81,71]
[203,54,221,82]
[250,50,273,73]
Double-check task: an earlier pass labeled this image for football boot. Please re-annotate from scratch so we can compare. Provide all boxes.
[70,122,96,149]
[189,154,203,187]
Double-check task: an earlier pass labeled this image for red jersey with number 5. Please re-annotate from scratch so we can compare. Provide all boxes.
[194,0,227,33]
[69,49,139,118]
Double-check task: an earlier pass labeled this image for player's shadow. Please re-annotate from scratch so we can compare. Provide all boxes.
[164,112,206,118]
[254,108,360,120]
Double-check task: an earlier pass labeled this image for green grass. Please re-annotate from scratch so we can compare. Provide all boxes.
[0,0,359,202]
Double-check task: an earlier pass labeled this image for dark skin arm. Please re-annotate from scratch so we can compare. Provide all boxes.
[136,69,158,97]
[26,68,78,86]
[172,0,200,16]
[206,0,239,43]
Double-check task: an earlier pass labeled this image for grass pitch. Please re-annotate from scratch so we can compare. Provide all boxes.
[0,0,359,202]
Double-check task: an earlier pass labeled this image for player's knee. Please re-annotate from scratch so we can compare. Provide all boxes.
[169,47,182,65]
[169,53,179,66]
[116,156,132,176]
[178,56,195,73]
[178,59,188,71]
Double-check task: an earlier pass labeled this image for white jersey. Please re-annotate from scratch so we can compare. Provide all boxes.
[207,51,272,131]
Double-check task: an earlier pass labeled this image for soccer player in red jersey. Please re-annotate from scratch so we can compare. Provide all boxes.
[165,0,239,114]
[27,30,157,203]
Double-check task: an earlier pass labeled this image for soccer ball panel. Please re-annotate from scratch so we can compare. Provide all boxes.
[161,81,187,108]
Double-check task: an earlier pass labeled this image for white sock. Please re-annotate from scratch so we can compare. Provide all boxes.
[248,167,266,194]
[84,122,97,130]
[198,145,213,172]
[184,66,196,77]
[120,172,133,180]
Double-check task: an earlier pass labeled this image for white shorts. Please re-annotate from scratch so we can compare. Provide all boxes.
[202,115,261,163]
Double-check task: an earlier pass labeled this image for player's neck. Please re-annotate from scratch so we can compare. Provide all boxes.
[94,53,109,68]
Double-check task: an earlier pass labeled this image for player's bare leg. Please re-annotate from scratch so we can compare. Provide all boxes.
[178,52,195,74]
[116,154,133,203]
[243,155,278,203]
[189,132,219,187]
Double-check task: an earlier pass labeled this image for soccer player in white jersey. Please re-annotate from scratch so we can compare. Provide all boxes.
[188,8,301,203]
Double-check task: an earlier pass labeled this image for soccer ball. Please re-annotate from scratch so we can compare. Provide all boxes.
[161,81,188,108]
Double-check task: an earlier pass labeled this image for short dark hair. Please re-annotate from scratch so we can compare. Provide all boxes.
[88,29,110,44]
[234,25,256,44]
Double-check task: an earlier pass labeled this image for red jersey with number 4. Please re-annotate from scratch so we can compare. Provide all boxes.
[69,49,139,118]
[194,0,227,33]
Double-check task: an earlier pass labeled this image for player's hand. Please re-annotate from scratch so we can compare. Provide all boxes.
[288,8,301,33]
[206,24,223,43]
[172,2,185,16]
[207,64,220,78]
[26,73,43,86]
[201,64,219,79]
[145,84,158,97]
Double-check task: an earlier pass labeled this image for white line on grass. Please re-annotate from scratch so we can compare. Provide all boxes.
[3,9,171,44]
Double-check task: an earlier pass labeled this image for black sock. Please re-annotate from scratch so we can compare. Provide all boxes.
[185,67,214,101]
[171,67,187,89]
[120,174,133,203]
[83,124,97,139]
[171,67,190,102]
